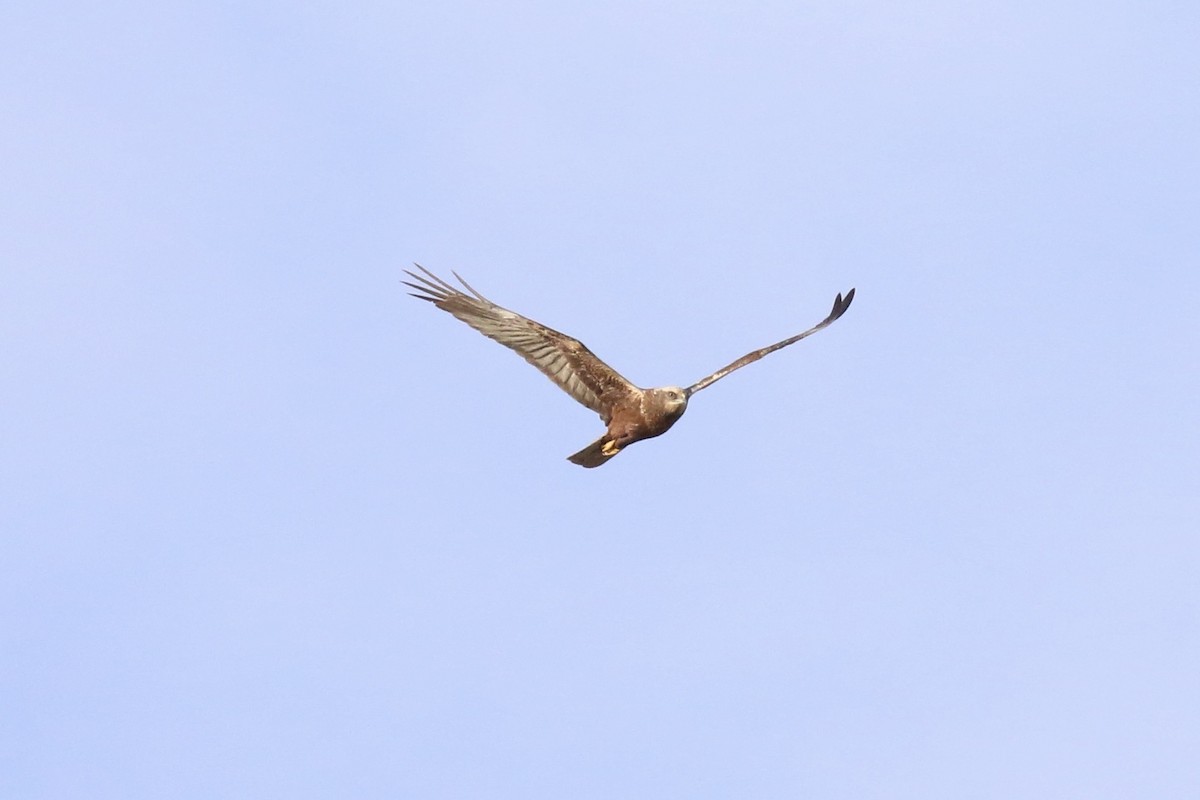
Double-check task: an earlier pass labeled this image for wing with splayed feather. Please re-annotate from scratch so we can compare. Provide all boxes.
[686,288,855,396]
[404,265,638,421]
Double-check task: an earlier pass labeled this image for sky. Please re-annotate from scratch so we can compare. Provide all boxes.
[3,1,1198,797]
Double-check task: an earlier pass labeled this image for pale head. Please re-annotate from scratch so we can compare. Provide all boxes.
[649,385,690,416]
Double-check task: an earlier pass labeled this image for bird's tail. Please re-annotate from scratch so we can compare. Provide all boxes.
[567,435,620,468]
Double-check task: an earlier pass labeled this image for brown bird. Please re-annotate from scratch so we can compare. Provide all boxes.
[404,266,854,468]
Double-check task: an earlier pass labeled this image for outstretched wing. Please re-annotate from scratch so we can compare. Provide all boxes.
[404,265,638,420]
[685,288,855,396]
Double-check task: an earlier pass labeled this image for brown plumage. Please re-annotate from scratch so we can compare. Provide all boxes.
[404,265,854,467]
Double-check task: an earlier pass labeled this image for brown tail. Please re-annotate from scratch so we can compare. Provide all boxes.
[567,435,620,468]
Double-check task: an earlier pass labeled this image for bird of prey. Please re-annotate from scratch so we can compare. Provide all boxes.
[404,266,854,468]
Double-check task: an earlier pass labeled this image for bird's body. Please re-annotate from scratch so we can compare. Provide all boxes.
[568,385,689,467]
[404,266,853,467]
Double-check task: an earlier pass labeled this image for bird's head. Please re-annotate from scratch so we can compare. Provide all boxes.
[652,386,690,416]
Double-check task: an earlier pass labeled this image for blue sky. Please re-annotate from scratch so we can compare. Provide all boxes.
[3,2,1198,797]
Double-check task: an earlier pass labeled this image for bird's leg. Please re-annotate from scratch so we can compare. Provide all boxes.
[600,440,621,456]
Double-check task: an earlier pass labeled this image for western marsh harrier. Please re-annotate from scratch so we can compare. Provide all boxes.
[405,266,854,468]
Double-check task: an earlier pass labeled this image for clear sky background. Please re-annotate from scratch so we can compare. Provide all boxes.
[3,2,1198,797]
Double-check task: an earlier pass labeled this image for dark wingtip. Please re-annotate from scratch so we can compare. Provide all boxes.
[830,287,856,320]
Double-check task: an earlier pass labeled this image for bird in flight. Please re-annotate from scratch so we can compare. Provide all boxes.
[405,266,855,468]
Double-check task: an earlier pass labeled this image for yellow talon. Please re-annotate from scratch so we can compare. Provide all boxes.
[601,440,621,456]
